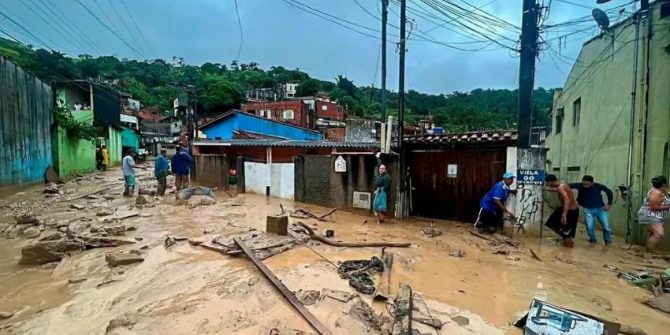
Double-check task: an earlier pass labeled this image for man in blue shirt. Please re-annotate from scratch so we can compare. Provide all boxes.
[569,175,614,245]
[171,145,192,191]
[476,172,517,233]
[154,148,169,196]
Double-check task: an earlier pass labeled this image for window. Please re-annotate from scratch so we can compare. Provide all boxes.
[573,98,581,127]
[321,105,328,111]
[552,167,561,172]
[259,110,271,119]
[282,109,295,120]
[567,166,581,172]
[555,108,564,134]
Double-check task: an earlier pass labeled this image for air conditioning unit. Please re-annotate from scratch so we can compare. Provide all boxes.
[353,191,371,209]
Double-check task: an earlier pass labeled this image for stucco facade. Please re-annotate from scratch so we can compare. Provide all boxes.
[546,2,670,249]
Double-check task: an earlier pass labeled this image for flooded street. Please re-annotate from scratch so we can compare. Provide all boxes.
[0,170,668,334]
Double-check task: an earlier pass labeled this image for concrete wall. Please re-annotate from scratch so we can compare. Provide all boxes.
[202,111,323,141]
[546,4,670,249]
[0,56,54,185]
[294,154,389,214]
[193,154,230,187]
[108,126,122,166]
[121,128,140,151]
[243,161,294,199]
[345,119,377,143]
[52,110,95,178]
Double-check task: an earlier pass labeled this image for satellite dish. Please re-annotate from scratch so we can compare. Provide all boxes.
[592,9,610,30]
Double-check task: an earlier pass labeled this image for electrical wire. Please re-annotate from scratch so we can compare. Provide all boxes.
[35,0,104,55]
[107,0,146,55]
[233,0,244,60]
[119,0,154,56]
[74,0,145,58]
[0,8,56,50]
[18,0,88,54]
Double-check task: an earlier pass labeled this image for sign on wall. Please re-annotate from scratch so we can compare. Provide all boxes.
[447,164,458,178]
[334,155,347,173]
[517,169,545,186]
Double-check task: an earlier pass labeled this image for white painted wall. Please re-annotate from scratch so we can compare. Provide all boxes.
[506,146,518,215]
[244,162,294,200]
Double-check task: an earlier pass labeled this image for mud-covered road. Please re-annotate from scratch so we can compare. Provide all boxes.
[0,169,668,334]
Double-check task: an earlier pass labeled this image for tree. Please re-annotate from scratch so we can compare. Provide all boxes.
[199,75,244,115]
[296,78,320,96]
[336,75,357,97]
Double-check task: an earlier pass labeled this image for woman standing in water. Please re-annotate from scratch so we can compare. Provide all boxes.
[638,175,670,251]
[373,164,391,223]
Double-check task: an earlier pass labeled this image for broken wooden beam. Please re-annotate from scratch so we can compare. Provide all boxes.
[391,282,413,335]
[65,187,112,202]
[468,230,495,242]
[297,222,411,248]
[529,247,542,261]
[233,237,332,335]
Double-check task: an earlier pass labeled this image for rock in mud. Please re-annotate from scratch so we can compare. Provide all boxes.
[0,311,14,320]
[39,231,64,241]
[296,290,321,306]
[70,204,86,210]
[19,240,85,265]
[105,252,144,267]
[21,226,41,239]
[186,195,217,208]
[68,277,87,284]
[44,182,60,194]
[449,250,466,258]
[15,213,39,225]
[451,315,470,326]
[422,227,442,238]
[135,195,150,205]
[105,314,139,333]
[96,208,114,216]
[103,226,126,236]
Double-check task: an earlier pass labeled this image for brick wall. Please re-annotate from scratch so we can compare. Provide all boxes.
[325,127,345,142]
[316,101,345,120]
[242,100,309,128]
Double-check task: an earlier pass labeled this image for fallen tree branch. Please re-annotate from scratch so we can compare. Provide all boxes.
[468,230,495,242]
[619,260,668,270]
[529,247,542,261]
[297,222,411,248]
[318,208,337,219]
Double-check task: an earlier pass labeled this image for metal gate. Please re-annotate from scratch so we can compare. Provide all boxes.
[408,148,507,222]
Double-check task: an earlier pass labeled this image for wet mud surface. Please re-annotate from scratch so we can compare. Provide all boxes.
[0,169,669,334]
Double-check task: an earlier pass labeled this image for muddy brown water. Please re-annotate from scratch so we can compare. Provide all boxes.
[0,170,669,334]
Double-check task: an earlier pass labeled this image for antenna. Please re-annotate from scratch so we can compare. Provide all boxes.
[592,8,610,30]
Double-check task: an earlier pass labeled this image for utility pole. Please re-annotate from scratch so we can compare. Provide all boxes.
[397,0,407,217]
[381,0,388,121]
[517,0,539,148]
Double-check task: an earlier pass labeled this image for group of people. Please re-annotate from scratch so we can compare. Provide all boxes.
[478,172,670,251]
[121,145,192,197]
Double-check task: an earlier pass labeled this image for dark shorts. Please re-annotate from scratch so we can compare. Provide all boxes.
[477,209,504,230]
[546,207,579,239]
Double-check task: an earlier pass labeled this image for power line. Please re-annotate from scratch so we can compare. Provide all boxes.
[554,0,592,10]
[119,0,154,56]
[74,0,145,58]
[0,8,56,50]
[18,0,89,54]
[107,0,146,55]
[36,0,104,55]
[233,0,243,60]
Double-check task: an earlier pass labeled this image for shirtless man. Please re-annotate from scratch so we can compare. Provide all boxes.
[545,174,580,247]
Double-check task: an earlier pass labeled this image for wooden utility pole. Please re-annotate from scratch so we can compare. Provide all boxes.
[517,0,539,148]
[397,0,407,193]
[381,0,388,121]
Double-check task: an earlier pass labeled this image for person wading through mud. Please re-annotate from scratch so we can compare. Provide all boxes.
[154,148,169,196]
[569,175,614,245]
[544,174,580,247]
[373,164,391,223]
[638,175,670,251]
[171,145,192,191]
[475,172,517,233]
[101,144,109,171]
[122,148,145,197]
[95,145,103,170]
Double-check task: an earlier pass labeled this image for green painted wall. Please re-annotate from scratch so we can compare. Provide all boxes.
[121,128,140,151]
[108,126,122,166]
[546,4,670,250]
[52,110,95,178]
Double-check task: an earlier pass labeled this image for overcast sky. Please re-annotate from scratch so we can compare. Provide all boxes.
[0,0,638,94]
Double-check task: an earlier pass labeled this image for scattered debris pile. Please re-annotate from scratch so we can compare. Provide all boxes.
[338,257,385,295]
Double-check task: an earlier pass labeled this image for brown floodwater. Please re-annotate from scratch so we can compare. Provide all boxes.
[0,170,668,334]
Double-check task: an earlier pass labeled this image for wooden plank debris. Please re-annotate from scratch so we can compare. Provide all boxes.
[391,282,413,335]
[374,248,394,301]
[529,247,542,261]
[65,187,112,202]
[233,238,332,335]
[297,222,411,248]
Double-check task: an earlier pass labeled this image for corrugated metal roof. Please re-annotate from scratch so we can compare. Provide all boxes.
[193,139,379,149]
[404,130,517,145]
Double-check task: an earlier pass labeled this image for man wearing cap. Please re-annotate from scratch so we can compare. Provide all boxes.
[475,172,517,233]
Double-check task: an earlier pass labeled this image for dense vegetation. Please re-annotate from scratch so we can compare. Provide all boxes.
[0,37,555,131]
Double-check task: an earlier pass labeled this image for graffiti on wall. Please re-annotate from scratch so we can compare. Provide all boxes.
[516,185,542,233]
